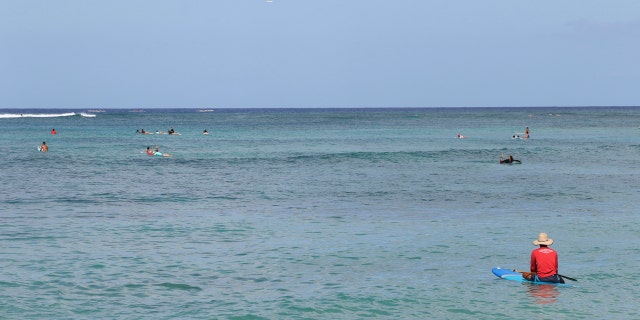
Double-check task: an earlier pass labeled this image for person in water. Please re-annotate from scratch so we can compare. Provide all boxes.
[499,154,519,164]
[525,233,564,283]
[154,147,172,157]
[40,141,49,152]
[203,129,208,135]
[51,128,56,135]
[525,126,530,139]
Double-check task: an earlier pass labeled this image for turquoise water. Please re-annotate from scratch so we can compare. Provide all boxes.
[1,107,639,319]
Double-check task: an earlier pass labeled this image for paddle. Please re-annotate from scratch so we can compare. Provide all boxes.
[513,270,578,282]
[558,274,578,282]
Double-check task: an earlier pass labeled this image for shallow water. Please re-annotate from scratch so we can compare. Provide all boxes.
[1,107,639,319]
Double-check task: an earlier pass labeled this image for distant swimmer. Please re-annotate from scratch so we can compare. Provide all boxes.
[51,128,56,135]
[154,147,172,157]
[500,153,520,164]
[457,133,466,139]
[525,126,530,139]
[203,129,209,135]
[39,141,49,152]
[166,127,180,135]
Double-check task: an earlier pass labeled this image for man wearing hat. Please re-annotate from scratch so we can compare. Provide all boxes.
[527,232,565,283]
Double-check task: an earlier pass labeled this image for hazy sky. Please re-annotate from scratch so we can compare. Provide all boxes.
[2,1,639,108]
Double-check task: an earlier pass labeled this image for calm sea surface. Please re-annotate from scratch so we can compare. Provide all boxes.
[1,107,639,319]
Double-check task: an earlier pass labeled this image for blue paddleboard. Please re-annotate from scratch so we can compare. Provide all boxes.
[492,267,571,286]
[492,267,528,282]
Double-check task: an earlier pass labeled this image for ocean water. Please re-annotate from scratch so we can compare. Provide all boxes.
[1,107,639,319]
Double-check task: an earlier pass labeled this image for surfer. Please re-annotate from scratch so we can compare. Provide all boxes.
[154,147,172,157]
[168,127,175,135]
[499,154,520,164]
[526,233,564,283]
[40,141,49,152]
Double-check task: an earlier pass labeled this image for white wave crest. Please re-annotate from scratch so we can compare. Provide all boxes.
[0,112,77,119]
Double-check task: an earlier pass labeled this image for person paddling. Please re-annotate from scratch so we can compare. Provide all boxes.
[499,153,520,164]
[525,233,565,283]
[154,147,172,157]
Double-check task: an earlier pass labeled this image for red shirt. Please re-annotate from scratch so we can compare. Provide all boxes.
[530,246,558,278]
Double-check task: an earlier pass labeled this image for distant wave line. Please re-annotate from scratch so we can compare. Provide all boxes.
[0,112,96,119]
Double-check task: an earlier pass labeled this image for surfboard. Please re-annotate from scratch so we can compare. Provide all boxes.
[492,268,571,286]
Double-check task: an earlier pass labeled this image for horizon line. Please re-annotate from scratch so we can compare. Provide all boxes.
[2,105,639,110]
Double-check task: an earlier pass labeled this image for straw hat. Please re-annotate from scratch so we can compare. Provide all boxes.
[533,232,554,246]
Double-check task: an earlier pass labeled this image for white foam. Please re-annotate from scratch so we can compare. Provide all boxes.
[0,112,77,118]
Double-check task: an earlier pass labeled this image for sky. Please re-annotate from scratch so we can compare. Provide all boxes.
[2,0,640,108]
